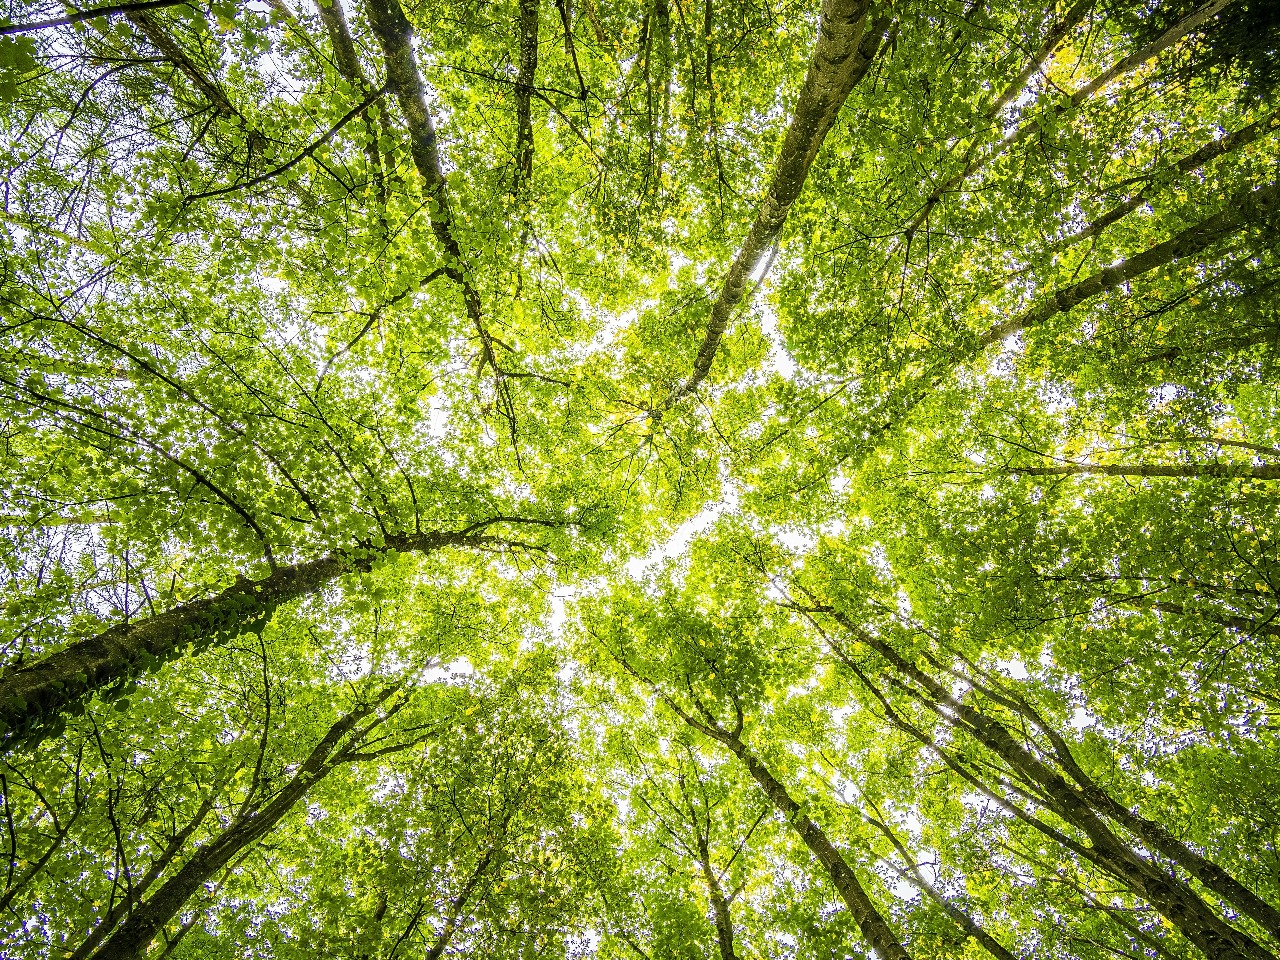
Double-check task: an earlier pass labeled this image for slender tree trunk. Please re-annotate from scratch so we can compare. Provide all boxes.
[361,0,497,365]
[978,181,1279,349]
[312,0,390,203]
[0,528,495,750]
[906,0,1095,235]
[861,180,1280,455]
[88,693,392,960]
[0,0,191,36]
[127,12,244,121]
[1011,462,1280,480]
[718,733,912,960]
[70,780,226,960]
[1120,595,1280,640]
[906,0,1234,235]
[424,847,496,960]
[864,813,1018,960]
[661,0,891,409]
[661,694,912,960]
[512,0,540,197]
[1055,110,1280,250]
[695,833,739,960]
[954,660,1280,940]
[816,606,1278,960]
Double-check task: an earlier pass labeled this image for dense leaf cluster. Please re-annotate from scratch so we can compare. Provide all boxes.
[0,0,1277,956]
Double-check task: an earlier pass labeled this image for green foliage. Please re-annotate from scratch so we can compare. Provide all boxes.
[1,0,1278,956]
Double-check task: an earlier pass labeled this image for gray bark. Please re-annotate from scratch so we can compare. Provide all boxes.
[89,692,393,959]
[661,0,891,409]
[1012,462,1280,480]
[0,526,506,750]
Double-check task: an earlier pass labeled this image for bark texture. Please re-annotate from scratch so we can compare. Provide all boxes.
[512,0,541,196]
[978,180,1280,348]
[360,0,497,364]
[0,529,489,749]
[696,832,740,960]
[1013,462,1280,480]
[89,693,389,959]
[718,733,913,960]
[818,606,1278,960]
[662,0,890,409]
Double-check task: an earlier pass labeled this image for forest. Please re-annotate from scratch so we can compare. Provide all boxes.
[0,0,1277,955]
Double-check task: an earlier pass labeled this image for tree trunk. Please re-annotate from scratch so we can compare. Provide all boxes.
[906,0,1235,235]
[0,528,489,750]
[360,0,493,359]
[863,179,1279,450]
[1012,461,1280,480]
[696,833,739,960]
[954,657,1280,939]
[977,181,1280,349]
[89,693,391,960]
[662,0,891,408]
[69,779,226,960]
[312,0,390,203]
[691,720,911,960]
[1055,111,1280,250]
[424,847,496,960]
[818,607,1278,960]
[865,813,1018,960]
[512,0,540,196]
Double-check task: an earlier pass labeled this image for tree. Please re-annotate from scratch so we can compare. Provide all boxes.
[1,0,1278,956]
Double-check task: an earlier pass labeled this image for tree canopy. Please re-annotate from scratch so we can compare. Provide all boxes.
[0,0,1278,956]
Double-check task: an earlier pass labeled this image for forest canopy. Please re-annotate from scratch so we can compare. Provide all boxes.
[0,0,1278,956]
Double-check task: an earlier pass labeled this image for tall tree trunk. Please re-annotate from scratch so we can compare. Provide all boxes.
[1054,110,1280,250]
[815,605,1278,960]
[512,0,540,197]
[695,833,739,960]
[966,664,1280,939]
[88,691,394,960]
[424,847,497,960]
[906,0,1095,235]
[661,0,891,409]
[312,0,391,204]
[360,0,498,367]
[718,733,912,960]
[977,181,1279,349]
[1010,462,1280,480]
[660,694,913,960]
[863,812,1018,960]
[69,777,228,960]
[0,526,501,749]
[864,179,1279,449]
